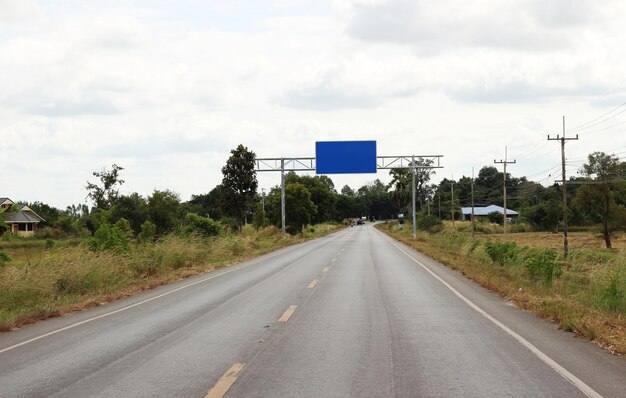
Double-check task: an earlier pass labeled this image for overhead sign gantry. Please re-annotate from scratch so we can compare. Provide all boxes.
[255,141,443,238]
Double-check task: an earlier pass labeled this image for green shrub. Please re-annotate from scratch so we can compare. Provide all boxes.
[220,216,239,233]
[416,214,443,233]
[0,250,10,265]
[487,211,503,224]
[89,223,129,253]
[114,218,134,239]
[598,273,625,312]
[184,213,221,237]
[45,239,55,250]
[483,240,522,267]
[138,220,157,243]
[467,239,481,255]
[525,248,561,285]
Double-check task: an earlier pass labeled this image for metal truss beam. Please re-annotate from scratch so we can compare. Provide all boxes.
[256,155,443,172]
[255,154,444,238]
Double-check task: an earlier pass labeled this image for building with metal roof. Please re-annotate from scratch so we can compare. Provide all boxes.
[460,205,519,221]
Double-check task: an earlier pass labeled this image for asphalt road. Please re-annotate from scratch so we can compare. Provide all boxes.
[1,224,625,397]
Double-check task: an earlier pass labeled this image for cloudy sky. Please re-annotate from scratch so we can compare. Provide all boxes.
[2,0,626,209]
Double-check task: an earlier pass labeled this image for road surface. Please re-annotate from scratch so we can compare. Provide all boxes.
[1,224,625,397]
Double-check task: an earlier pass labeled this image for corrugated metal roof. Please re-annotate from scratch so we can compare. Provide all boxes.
[460,205,518,216]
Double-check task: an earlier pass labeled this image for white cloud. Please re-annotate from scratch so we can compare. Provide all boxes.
[1,0,626,208]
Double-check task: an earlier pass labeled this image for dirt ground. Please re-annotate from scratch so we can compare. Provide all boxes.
[482,231,626,250]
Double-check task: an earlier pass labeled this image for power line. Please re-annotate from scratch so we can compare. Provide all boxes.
[567,102,626,133]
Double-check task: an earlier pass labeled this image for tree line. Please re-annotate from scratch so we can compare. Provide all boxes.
[5,146,626,248]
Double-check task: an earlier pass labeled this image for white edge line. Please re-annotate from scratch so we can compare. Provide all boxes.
[0,250,287,354]
[385,236,602,398]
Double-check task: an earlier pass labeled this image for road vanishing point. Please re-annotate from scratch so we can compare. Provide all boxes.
[1,224,625,397]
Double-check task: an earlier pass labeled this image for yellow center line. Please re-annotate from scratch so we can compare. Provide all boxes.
[278,305,298,322]
[205,363,245,398]
[307,279,319,289]
[322,266,329,273]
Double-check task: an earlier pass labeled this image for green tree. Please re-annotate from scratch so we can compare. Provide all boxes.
[27,202,60,227]
[388,168,411,213]
[574,152,626,248]
[184,185,224,220]
[252,202,269,231]
[85,164,125,209]
[184,213,221,236]
[285,172,336,223]
[266,183,317,234]
[138,220,157,243]
[413,158,436,210]
[147,190,182,235]
[110,193,148,235]
[220,145,258,228]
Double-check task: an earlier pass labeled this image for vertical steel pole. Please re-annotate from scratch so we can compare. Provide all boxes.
[412,155,416,239]
[561,116,569,257]
[281,158,286,238]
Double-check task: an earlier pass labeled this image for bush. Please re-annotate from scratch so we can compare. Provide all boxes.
[598,273,625,312]
[138,220,157,243]
[525,248,561,285]
[184,213,221,237]
[483,240,522,267]
[114,218,134,239]
[89,223,129,253]
[487,211,503,224]
[416,214,443,233]
[220,216,239,233]
[0,250,10,265]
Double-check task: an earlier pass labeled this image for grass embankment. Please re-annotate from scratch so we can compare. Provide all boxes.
[0,224,343,331]
[377,221,626,355]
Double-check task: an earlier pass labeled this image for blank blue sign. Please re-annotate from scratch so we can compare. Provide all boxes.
[316,141,377,174]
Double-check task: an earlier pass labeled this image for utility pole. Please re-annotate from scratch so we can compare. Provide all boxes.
[494,146,516,235]
[548,116,578,257]
[450,174,455,227]
[412,155,417,239]
[471,167,475,237]
[438,193,441,219]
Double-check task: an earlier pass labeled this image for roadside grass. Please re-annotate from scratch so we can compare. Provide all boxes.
[377,221,626,355]
[0,224,343,331]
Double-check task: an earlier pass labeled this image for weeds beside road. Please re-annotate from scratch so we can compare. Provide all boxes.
[0,224,343,331]
[377,222,626,356]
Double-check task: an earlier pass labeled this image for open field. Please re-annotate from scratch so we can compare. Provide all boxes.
[378,221,626,356]
[0,224,344,331]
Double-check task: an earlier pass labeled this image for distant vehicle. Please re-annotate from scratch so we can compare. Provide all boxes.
[357,219,364,225]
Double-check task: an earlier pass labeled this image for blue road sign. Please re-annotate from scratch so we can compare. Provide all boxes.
[315,141,377,174]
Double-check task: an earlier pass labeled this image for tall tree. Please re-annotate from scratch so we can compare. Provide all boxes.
[413,158,436,210]
[85,164,125,209]
[220,145,258,227]
[388,168,411,213]
[148,189,182,235]
[574,152,626,248]
[111,193,149,235]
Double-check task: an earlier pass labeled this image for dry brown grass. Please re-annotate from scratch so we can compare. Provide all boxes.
[377,222,626,356]
[0,224,344,331]
[481,231,626,250]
